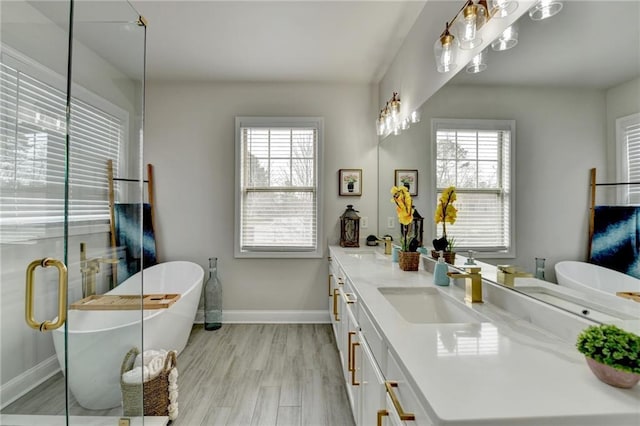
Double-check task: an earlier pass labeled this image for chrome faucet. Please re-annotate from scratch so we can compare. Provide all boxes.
[80,242,118,298]
[448,266,483,304]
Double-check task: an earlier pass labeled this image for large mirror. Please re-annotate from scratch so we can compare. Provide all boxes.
[378,1,640,324]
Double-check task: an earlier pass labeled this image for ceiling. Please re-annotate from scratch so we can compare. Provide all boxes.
[130,0,427,83]
[20,1,640,89]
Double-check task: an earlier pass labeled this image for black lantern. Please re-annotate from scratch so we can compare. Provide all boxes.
[413,208,424,247]
[340,205,360,248]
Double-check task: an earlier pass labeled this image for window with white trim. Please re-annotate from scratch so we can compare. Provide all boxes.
[0,51,126,243]
[432,119,515,257]
[616,112,640,204]
[235,117,323,258]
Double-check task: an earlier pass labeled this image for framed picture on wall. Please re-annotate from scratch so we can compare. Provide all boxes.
[395,169,418,196]
[339,169,362,196]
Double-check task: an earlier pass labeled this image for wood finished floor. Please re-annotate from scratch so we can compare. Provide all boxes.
[4,324,356,426]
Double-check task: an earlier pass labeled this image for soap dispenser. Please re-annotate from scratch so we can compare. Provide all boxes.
[433,251,450,286]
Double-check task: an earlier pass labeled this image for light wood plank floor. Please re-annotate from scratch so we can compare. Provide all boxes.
[3,324,356,426]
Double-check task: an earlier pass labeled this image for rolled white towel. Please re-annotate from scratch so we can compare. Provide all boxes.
[168,402,179,420]
[169,389,179,402]
[168,383,178,392]
[168,368,179,382]
[133,349,168,368]
[122,366,150,384]
[147,355,164,379]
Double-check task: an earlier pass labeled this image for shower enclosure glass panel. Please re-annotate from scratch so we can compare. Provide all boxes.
[0,0,146,423]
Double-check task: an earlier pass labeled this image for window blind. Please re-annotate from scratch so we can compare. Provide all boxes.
[239,126,318,252]
[435,125,512,252]
[622,116,640,204]
[0,61,123,243]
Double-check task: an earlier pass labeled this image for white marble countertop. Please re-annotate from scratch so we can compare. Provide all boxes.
[329,245,640,426]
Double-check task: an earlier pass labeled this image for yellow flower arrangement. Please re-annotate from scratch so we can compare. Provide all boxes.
[390,186,416,251]
[433,186,457,251]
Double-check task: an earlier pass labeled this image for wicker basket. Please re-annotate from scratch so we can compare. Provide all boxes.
[398,251,420,271]
[431,250,456,265]
[121,347,177,417]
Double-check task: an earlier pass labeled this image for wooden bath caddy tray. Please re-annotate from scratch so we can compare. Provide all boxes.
[616,292,640,303]
[70,294,181,310]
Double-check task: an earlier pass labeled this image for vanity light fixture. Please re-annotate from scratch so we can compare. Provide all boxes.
[376,93,422,137]
[376,92,405,136]
[528,0,563,21]
[383,102,393,130]
[491,23,518,51]
[376,109,386,136]
[489,0,518,18]
[389,92,401,120]
[456,1,486,50]
[466,48,488,73]
[434,22,457,73]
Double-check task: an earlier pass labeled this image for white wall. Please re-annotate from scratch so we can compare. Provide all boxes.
[144,81,379,315]
[606,76,640,182]
[379,84,607,281]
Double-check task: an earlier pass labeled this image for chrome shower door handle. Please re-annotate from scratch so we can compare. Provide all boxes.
[25,258,68,332]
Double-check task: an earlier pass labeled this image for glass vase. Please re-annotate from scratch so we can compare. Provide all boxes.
[535,257,546,280]
[204,257,222,330]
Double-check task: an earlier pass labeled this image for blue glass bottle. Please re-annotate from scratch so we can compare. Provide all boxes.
[204,257,222,330]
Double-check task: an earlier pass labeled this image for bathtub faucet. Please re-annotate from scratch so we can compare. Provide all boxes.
[80,242,118,298]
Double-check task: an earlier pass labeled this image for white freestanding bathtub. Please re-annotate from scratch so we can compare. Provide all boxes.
[52,261,204,410]
[555,261,640,295]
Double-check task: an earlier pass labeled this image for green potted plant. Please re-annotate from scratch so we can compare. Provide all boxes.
[575,324,640,388]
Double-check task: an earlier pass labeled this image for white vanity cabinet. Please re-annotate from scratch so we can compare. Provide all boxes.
[341,279,360,414]
[357,335,386,425]
[384,351,433,425]
[328,255,343,342]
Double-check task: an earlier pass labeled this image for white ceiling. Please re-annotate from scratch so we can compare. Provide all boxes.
[130,0,427,83]
[22,1,639,88]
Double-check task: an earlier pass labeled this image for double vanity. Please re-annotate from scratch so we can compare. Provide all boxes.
[328,245,640,425]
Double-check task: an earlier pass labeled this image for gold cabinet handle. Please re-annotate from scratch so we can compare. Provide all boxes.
[351,341,360,386]
[377,410,389,426]
[328,274,333,297]
[333,288,340,322]
[384,381,415,421]
[344,292,357,304]
[347,331,356,371]
[25,258,68,332]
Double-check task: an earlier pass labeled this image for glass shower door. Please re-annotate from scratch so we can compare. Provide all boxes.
[0,0,146,424]
[66,0,147,421]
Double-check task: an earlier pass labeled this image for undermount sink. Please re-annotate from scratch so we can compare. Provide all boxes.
[514,285,638,324]
[378,287,483,324]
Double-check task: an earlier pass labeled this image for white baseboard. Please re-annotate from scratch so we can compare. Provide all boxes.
[0,356,60,410]
[195,309,330,324]
[0,415,168,426]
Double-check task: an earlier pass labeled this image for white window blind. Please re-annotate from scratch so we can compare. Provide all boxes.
[434,119,514,255]
[235,117,323,257]
[617,113,640,204]
[0,59,123,243]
